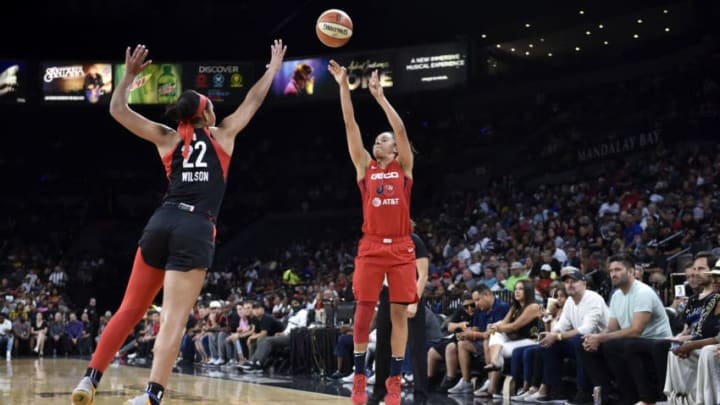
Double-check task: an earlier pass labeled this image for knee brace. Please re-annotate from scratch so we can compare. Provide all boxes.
[352,301,376,344]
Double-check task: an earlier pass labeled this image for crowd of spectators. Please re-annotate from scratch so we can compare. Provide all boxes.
[0,36,719,405]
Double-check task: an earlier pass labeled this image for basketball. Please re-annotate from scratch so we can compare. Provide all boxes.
[316,9,353,48]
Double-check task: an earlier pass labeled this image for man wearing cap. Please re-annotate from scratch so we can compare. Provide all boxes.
[534,267,609,404]
[206,301,229,365]
[535,264,555,299]
[426,292,476,391]
[579,253,673,405]
[505,261,528,293]
[447,284,510,395]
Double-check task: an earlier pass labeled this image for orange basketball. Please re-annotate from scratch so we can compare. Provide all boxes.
[316,9,353,48]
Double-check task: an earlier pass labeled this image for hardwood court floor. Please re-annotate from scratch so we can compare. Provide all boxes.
[0,357,355,405]
[0,357,519,405]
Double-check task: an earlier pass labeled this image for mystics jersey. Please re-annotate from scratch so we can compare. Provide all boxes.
[358,159,412,237]
[161,128,231,219]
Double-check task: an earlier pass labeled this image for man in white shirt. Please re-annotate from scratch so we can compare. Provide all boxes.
[536,267,609,404]
[598,197,620,218]
[0,312,13,360]
[552,246,568,265]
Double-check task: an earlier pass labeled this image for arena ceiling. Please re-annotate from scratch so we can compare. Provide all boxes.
[3,0,704,63]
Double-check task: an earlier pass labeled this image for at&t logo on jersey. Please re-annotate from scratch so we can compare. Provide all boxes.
[372,197,400,207]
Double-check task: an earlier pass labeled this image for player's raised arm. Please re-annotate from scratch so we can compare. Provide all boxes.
[110,44,177,156]
[328,59,370,180]
[214,39,287,146]
[367,69,412,178]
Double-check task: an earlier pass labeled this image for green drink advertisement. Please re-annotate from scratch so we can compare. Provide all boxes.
[113,63,182,104]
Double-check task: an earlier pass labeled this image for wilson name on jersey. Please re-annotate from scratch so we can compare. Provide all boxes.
[162,128,231,218]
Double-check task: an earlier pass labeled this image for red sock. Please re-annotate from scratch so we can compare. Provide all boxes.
[89,248,164,372]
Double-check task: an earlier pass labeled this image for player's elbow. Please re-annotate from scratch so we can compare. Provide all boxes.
[109,103,120,117]
[109,102,128,120]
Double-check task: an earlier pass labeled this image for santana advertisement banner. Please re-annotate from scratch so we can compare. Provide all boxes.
[113,63,182,105]
[42,62,113,103]
[0,60,26,103]
[183,62,253,105]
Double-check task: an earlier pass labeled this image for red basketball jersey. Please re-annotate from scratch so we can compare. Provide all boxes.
[358,159,413,237]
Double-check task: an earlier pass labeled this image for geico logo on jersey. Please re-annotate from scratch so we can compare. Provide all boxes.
[372,197,400,207]
[370,171,400,180]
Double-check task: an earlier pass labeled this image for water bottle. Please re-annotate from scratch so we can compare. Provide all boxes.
[592,386,602,405]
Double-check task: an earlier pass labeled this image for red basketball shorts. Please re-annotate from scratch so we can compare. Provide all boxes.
[353,235,417,303]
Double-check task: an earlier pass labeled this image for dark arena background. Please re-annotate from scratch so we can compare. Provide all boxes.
[1,1,719,404]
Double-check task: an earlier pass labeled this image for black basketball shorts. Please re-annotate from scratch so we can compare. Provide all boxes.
[138,205,215,271]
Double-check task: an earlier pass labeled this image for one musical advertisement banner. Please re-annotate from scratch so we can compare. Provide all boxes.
[42,62,113,104]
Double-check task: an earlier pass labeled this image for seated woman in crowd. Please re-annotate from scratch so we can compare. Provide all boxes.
[476,279,542,397]
[511,282,567,400]
[31,311,48,356]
